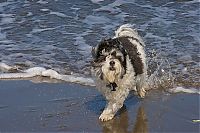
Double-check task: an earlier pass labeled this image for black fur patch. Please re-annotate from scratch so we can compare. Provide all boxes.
[106,82,118,91]
[94,38,127,75]
[95,38,119,59]
[92,36,144,77]
[117,37,144,75]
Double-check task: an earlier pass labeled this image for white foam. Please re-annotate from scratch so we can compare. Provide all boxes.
[169,87,200,94]
[0,63,199,93]
[0,63,13,71]
[37,0,48,4]
[24,67,47,75]
[27,12,33,16]
[31,28,55,33]
[91,0,104,4]
[0,64,95,86]
[42,69,62,79]
[49,11,67,18]
[40,9,50,12]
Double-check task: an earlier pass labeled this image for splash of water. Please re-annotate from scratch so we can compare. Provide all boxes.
[146,50,175,90]
[145,50,199,94]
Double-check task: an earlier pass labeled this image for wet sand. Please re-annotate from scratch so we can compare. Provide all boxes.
[0,80,199,132]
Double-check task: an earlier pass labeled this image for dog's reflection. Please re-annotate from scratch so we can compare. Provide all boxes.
[133,106,148,133]
[100,106,148,133]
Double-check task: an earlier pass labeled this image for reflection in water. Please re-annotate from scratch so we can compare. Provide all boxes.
[100,106,128,133]
[100,106,148,133]
[133,106,148,133]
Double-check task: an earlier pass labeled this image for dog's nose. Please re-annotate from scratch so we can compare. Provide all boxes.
[109,61,115,66]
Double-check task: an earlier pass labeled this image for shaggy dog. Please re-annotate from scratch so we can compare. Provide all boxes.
[91,24,147,121]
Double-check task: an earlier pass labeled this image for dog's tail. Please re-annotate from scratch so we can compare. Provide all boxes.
[114,24,145,46]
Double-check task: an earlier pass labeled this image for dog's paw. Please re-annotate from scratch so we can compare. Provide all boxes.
[99,113,114,121]
[138,88,146,98]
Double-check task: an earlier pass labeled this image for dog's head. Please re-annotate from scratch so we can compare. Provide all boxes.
[91,38,127,83]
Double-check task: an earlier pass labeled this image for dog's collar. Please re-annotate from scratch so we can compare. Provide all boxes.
[106,82,118,91]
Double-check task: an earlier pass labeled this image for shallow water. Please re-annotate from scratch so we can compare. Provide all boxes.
[0,80,199,132]
[0,0,199,88]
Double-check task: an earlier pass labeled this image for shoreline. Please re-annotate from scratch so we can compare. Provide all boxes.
[0,80,199,132]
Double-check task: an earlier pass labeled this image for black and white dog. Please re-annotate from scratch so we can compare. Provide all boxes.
[91,24,147,121]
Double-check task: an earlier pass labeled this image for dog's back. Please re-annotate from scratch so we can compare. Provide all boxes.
[114,24,145,46]
[115,24,147,97]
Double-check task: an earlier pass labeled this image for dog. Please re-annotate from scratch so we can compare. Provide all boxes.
[91,24,147,121]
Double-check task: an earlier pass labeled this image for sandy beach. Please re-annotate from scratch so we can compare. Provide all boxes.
[0,80,199,132]
[0,0,199,132]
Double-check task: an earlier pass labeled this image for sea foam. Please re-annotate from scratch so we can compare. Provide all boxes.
[0,63,199,94]
[169,87,200,94]
[0,63,95,86]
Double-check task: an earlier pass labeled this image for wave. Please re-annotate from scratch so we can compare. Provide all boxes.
[0,63,95,86]
[169,87,200,94]
[0,63,199,94]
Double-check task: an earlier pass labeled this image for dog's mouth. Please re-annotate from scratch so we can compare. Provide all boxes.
[109,67,116,71]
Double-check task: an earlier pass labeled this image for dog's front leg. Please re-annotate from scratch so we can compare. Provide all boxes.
[99,101,123,121]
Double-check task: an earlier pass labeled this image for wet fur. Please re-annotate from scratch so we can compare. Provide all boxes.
[91,24,147,121]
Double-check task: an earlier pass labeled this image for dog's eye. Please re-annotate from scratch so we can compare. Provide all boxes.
[116,56,123,61]
[111,51,116,56]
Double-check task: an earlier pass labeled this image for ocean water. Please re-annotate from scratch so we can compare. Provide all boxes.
[0,0,199,89]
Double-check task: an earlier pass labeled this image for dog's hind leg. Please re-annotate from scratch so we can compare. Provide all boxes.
[136,74,146,98]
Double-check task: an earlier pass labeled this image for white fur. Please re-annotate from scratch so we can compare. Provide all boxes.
[92,24,147,121]
[101,55,122,83]
[115,24,145,46]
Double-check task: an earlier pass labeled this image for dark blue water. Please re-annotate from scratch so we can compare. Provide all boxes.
[0,0,199,87]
